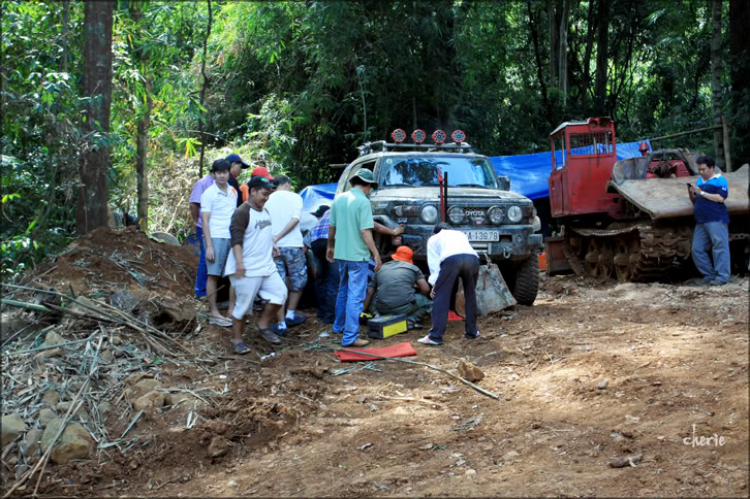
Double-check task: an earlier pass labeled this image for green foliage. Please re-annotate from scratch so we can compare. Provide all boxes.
[1,0,744,279]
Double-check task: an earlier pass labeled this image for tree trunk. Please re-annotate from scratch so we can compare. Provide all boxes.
[593,0,610,115]
[581,0,596,111]
[197,0,213,178]
[528,0,553,125]
[62,1,69,73]
[729,0,750,168]
[131,1,152,231]
[558,0,571,103]
[547,0,558,89]
[76,1,114,235]
[710,0,725,169]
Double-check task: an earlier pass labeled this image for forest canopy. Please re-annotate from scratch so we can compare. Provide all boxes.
[1,0,748,277]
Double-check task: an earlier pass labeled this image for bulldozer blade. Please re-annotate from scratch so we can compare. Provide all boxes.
[608,164,749,220]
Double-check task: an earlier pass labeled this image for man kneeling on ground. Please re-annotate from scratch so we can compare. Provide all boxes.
[363,246,431,329]
[223,176,287,354]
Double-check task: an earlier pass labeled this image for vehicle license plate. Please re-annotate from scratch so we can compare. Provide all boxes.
[467,230,499,242]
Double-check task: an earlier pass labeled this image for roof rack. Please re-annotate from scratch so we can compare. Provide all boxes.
[356,141,474,156]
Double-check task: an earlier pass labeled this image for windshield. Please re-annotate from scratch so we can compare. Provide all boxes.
[379,156,498,189]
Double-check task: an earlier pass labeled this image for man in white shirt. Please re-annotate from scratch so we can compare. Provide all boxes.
[419,223,480,346]
[224,176,288,354]
[200,159,238,327]
[264,175,308,333]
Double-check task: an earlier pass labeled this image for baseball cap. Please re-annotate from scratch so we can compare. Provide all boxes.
[247,176,275,191]
[251,166,273,180]
[350,169,379,189]
[225,153,250,169]
[391,246,414,265]
[311,204,331,218]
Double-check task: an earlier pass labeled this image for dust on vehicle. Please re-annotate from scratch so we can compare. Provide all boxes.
[335,129,543,305]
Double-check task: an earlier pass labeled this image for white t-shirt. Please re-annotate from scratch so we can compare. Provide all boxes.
[265,190,304,247]
[199,183,238,239]
[426,230,479,285]
[223,205,277,278]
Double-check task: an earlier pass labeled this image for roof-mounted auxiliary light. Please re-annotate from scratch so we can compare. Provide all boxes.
[411,129,426,144]
[391,129,406,143]
[451,130,466,143]
[432,130,446,145]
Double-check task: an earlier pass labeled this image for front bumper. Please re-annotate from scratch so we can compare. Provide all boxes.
[397,224,543,262]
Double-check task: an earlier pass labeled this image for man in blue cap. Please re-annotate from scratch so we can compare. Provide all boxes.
[226,153,250,208]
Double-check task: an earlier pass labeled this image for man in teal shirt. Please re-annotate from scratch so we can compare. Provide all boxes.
[326,169,382,347]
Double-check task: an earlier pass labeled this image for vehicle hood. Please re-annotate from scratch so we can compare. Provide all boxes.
[372,186,531,202]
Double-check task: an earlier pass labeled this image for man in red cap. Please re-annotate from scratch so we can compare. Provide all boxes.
[363,245,432,329]
[252,166,274,181]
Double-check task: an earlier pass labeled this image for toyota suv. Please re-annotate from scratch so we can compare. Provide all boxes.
[335,131,542,305]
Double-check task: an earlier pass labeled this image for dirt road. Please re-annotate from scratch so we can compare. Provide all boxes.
[40,275,741,498]
[8,260,750,497]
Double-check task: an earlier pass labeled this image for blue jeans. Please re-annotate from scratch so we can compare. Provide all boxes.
[333,260,369,346]
[429,254,479,344]
[692,222,730,283]
[195,226,208,297]
[311,240,339,323]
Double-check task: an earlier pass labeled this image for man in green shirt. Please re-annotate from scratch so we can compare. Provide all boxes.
[364,246,432,328]
[326,169,382,347]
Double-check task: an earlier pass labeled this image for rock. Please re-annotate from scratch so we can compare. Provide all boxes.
[100,349,114,363]
[228,480,239,488]
[597,380,609,389]
[503,450,520,460]
[41,390,60,407]
[0,312,27,342]
[133,391,165,412]
[41,331,66,349]
[207,436,231,458]
[465,469,477,478]
[39,408,56,428]
[40,419,93,464]
[98,402,113,417]
[111,336,123,346]
[23,428,44,457]
[125,372,153,386]
[1,413,26,446]
[129,378,162,399]
[610,453,643,468]
[457,359,485,383]
[56,402,90,422]
[34,348,63,364]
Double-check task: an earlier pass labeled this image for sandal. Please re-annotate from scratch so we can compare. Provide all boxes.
[256,325,282,345]
[232,341,251,355]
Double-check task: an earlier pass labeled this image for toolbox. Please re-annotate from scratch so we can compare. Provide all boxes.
[367,314,408,340]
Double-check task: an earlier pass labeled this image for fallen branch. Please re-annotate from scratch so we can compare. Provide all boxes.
[281,338,501,401]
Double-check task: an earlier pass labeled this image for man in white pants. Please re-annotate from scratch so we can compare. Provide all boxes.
[224,176,287,354]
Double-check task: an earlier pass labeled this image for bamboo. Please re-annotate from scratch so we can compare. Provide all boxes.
[722,115,732,172]
[648,125,722,143]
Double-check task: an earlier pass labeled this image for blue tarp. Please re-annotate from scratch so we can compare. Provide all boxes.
[488,140,649,200]
[299,140,650,207]
[299,183,337,211]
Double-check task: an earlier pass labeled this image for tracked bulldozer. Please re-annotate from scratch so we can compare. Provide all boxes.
[547,117,750,282]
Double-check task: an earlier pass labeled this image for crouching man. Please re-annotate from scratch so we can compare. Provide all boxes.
[419,223,480,346]
[363,246,431,329]
[223,176,287,354]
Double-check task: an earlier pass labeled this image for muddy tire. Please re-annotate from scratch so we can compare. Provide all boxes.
[508,256,539,306]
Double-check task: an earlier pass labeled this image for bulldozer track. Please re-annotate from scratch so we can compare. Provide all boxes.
[563,223,693,282]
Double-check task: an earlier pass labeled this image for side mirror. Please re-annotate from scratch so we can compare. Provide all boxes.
[497,175,511,191]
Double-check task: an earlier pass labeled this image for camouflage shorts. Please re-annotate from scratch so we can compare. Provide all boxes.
[274,247,308,292]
